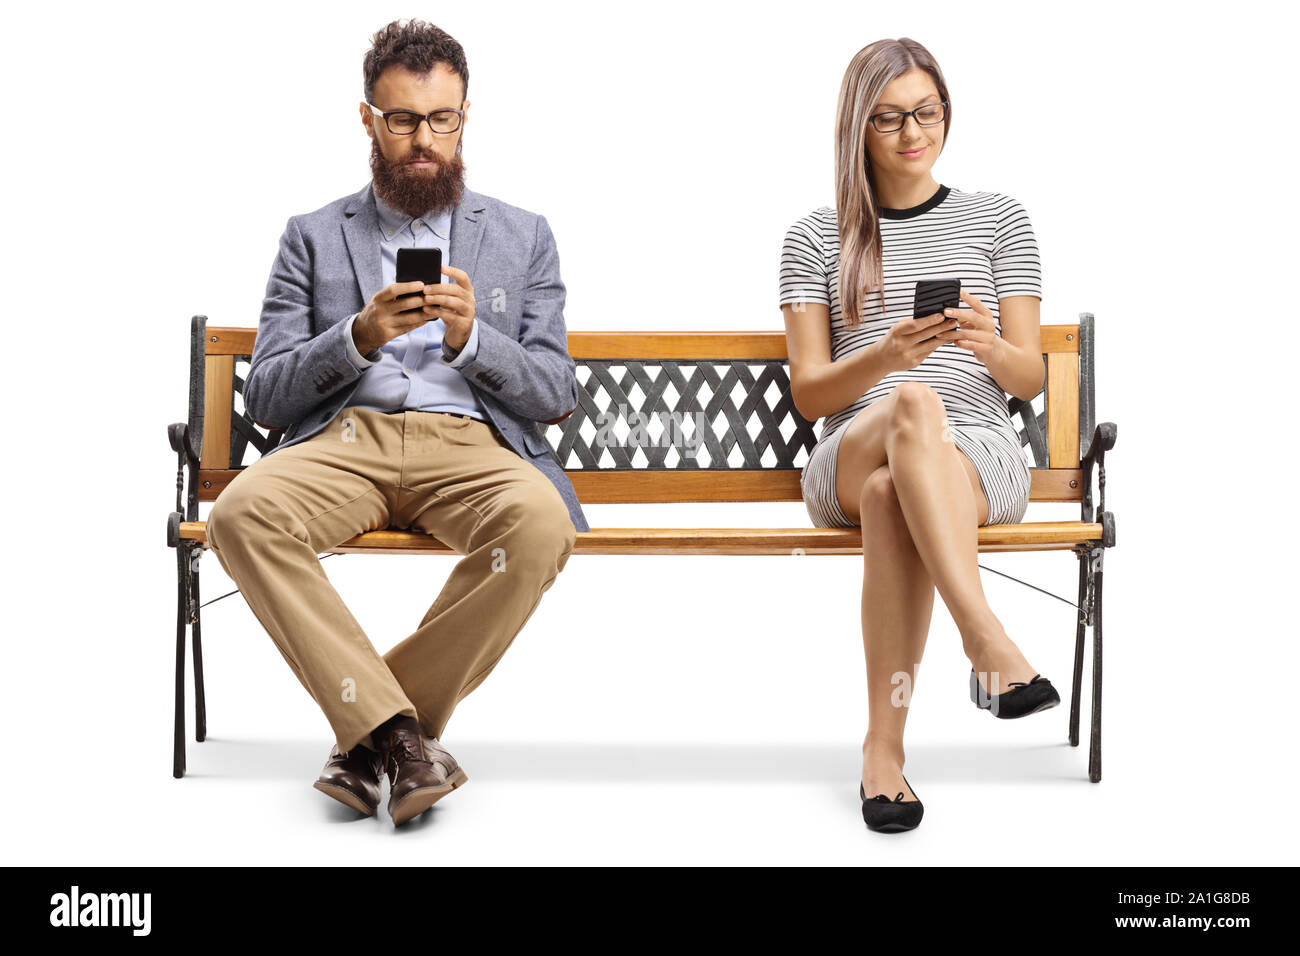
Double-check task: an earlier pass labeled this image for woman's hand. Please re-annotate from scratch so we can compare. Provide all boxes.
[423,265,477,351]
[875,311,959,374]
[945,291,1005,366]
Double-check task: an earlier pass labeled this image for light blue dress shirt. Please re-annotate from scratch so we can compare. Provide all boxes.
[341,186,486,420]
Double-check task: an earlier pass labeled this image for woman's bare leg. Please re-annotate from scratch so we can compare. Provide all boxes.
[856,465,932,801]
[835,403,930,802]
[830,383,1048,802]
[881,382,1040,694]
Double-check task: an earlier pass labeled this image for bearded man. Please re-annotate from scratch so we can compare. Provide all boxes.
[205,18,588,827]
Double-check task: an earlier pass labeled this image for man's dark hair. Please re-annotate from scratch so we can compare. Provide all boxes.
[363,19,469,104]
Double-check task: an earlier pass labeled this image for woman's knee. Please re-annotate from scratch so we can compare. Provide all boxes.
[887,382,947,442]
[859,464,901,515]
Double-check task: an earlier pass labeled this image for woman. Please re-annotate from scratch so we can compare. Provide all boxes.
[779,37,1060,833]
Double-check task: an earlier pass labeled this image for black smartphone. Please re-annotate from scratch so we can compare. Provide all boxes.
[395,247,443,314]
[913,278,961,342]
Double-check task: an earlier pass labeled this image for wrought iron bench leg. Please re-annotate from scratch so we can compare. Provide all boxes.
[192,560,207,743]
[1088,548,1104,783]
[1069,549,1088,748]
[174,544,189,778]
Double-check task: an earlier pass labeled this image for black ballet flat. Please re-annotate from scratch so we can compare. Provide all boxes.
[969,668,1061,719]
[859,775,924,833]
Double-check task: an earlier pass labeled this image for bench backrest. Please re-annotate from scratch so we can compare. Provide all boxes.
[186,317,1095,507]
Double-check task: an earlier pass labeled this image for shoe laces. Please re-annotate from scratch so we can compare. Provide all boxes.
[383,730,430,775]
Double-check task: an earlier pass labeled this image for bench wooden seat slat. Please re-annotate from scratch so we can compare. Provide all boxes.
[177,519,1103,555]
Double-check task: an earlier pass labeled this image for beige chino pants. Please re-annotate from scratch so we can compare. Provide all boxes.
[205,405,577,753]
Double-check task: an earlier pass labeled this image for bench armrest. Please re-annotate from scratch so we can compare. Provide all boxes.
[1081,421,1116,466]
[168,421,199,462]
[1080,421,1117,537]
[167,421,202,535]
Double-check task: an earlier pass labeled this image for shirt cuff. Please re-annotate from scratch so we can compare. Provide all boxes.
[344,313,382,370]
[441,319,480,368]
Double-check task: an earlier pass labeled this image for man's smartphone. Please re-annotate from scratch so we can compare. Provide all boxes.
[913,278,961,342]
[395,247,443,314]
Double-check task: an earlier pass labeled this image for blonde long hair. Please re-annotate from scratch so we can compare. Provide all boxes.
[834,38,952,329]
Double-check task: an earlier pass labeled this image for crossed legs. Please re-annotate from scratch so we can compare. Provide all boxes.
[832,382,1040,800]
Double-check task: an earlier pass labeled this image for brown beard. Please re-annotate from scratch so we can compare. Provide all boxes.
[369,137,466,219]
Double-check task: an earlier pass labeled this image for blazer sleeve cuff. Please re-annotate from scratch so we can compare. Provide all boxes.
[441,318,480,368]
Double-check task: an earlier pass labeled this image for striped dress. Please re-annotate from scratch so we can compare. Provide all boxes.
[778,185,1041,527]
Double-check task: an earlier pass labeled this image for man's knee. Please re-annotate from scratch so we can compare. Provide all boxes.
[206,480,275,551]
[494,486,576,567]
[206,489,244,552]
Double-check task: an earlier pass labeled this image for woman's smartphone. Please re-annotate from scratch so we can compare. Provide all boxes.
[395,247,443,314]
[913,278,961,341]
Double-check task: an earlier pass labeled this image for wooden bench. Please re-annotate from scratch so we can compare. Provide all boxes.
[167,315,1116,782]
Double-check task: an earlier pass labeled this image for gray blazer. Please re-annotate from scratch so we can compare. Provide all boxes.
[244,182,590,533]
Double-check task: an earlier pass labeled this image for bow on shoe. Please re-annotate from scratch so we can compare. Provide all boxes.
[1007,674,1049,689]
[868,791,907,803]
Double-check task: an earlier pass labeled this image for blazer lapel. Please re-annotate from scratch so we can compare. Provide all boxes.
[342,182,488,307]
[342,183,383,307]
[448,187,488,278]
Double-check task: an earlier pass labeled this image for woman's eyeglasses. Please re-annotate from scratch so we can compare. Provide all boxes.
[868,101,948,133]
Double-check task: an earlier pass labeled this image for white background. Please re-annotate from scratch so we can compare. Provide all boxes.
[2,0,1296,864]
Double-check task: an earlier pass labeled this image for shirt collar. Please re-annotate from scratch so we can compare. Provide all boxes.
[372,184,452,240]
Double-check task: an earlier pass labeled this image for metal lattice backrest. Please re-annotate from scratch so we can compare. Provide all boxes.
[229,356,284,466]
[190,322,1093,505]
[545,358,817,471]
[1010,364,1051,471]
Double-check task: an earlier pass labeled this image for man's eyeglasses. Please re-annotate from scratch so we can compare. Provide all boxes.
[868,101,948,133]
[367,103,464,135]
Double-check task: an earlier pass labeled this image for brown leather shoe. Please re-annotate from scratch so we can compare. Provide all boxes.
[312,744,384,816]
[373,724,469,826]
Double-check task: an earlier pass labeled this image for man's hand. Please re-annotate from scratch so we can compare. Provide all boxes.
[423,265,476,351]
[353,280,432,354]
[353,266,478,354]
